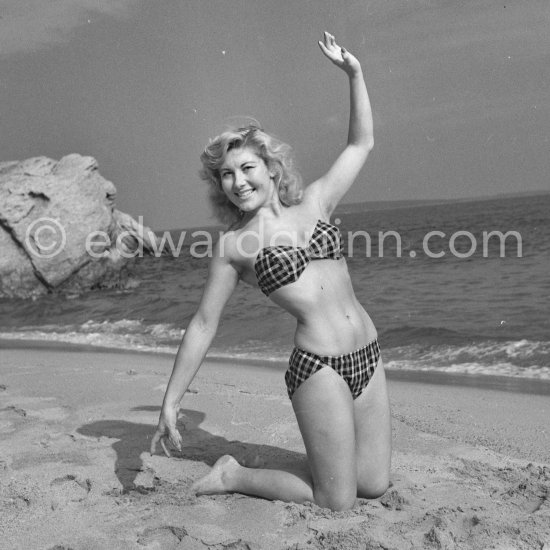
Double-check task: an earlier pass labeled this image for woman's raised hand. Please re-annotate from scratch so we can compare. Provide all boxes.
[150,403,183,457]
[318,32,361,77]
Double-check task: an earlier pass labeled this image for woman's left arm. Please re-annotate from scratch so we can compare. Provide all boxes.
[307,32,374,216]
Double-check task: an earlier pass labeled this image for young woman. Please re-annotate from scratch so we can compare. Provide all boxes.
[151,32,391,511]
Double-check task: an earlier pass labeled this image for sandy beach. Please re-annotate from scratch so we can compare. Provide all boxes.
[0,344,549,550]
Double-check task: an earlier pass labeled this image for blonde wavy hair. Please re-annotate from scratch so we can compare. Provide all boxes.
[199,124,303,225]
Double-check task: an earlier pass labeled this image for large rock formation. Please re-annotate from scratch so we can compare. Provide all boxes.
[0,154,162,299]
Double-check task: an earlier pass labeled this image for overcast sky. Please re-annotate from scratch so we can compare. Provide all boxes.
[1,0,549,229]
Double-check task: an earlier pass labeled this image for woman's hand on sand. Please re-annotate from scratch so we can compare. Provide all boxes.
[318,32,361,77]
[150,404,183,457]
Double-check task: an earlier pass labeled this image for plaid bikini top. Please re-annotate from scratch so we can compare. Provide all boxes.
[254,219,343,296]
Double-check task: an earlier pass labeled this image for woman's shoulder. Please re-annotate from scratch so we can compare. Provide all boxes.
[213,223,259,265]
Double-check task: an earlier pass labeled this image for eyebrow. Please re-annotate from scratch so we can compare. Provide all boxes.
[220,160,256,171]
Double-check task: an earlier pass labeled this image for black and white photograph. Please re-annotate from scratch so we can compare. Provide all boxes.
[1,1,549,548]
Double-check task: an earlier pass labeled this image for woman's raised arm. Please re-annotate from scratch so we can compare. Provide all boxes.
[150,236,240,457]
[307,32,374,216]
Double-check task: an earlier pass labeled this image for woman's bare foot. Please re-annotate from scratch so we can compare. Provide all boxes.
[192,455,241,496]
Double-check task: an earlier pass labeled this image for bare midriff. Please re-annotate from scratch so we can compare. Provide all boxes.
[268,257,377,356]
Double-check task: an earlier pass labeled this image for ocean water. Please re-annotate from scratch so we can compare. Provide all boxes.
[1,193,549,380]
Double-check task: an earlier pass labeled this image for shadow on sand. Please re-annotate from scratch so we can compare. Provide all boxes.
[77,406,306,492]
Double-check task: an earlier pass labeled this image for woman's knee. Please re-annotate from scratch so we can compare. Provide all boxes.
[357,470,390,499]
[314,486,356,511]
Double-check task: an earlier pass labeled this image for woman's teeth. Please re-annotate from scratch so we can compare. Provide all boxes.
[237,189,254,199]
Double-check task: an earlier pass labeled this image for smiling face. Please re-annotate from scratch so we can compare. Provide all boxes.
[219,147,277,214]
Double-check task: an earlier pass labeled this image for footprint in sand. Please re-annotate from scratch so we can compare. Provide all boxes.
[4,405,27,417]
[0,405,28,433]
[137,526,187,548]
[50,474,91,507]
[497,463,550,513]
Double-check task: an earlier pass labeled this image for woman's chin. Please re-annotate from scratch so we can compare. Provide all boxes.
[237,200,259,213]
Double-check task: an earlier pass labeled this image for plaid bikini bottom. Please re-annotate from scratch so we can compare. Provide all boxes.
[285,339,380,401]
